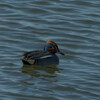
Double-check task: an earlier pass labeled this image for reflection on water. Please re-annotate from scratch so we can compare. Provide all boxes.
[0,0,100,99]
[22,64,61,77]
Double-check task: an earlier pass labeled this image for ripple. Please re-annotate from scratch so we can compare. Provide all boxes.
[0,0,100,100]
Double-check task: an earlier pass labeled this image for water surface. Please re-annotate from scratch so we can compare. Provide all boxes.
[0,0,100,100]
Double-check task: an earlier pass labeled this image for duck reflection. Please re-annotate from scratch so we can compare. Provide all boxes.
[22,64,61,78]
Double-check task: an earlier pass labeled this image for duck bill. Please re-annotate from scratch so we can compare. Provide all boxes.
[58,50,65,55]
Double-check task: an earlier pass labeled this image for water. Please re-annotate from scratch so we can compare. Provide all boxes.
[0,0,100,100]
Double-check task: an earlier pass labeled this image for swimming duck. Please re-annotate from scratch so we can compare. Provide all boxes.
[22,40,64,65]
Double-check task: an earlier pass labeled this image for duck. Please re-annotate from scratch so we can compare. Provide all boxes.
[22,40,64,65]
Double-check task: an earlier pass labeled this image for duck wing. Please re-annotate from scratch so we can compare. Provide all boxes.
[22,50,53,65]
[22,50,52,60]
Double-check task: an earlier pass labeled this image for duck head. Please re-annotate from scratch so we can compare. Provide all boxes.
[44,40,64,55]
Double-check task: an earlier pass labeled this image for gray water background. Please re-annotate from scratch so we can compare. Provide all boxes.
[0,0,100,100]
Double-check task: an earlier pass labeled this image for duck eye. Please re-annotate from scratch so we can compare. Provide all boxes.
[49,46,54,49]
[44,44,55,51]
[49,46,52,48]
